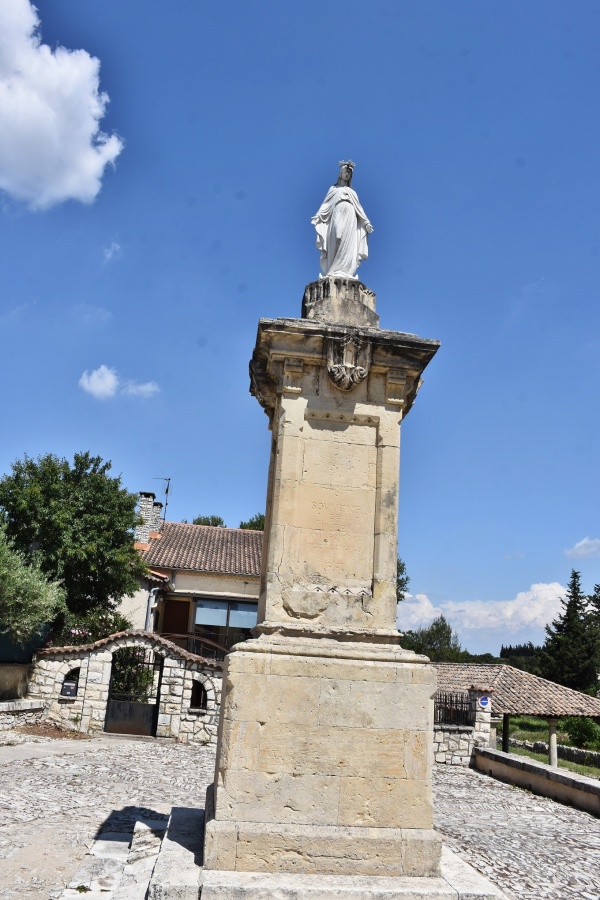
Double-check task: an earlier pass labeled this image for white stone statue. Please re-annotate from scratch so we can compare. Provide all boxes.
[311,161,373,280]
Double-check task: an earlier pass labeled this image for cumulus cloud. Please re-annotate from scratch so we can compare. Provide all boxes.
[103,240,121,262]
[397,582,565,654]
[79,364,119,399]
[79,365,160,401]
[565,537,600,559]
[0,0,123,209]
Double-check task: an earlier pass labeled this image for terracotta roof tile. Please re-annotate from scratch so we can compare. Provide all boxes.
[434,663,600,718]
[139,522,262,576]
[38,629,224,669]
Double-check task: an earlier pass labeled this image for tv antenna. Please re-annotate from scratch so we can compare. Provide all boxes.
[153,477,171,522]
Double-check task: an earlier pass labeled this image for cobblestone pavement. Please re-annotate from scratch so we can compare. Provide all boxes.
[0,732,216,900]
[1,730,600,899]
[434,765,600,899]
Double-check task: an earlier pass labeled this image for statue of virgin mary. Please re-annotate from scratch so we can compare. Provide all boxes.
[311,161,373,279]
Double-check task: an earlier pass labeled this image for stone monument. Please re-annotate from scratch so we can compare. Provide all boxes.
[201,166,505,899]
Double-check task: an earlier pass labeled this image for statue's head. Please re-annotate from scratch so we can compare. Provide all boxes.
[337,160,355,186]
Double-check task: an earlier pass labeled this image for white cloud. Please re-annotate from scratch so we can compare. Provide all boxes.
[397,582,565,654]
[565,537,600,559]
[79,364,119,399]
[73,303,112,325]
[103,241,121,262]
[122,380,160,399]
[0,0,123,209]
[79,365,160,401]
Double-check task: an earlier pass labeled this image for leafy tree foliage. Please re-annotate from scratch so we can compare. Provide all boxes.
[50,608,132,647]
[499,641,544,675]
[0,523,66,645]
[192,515,226,527]
[0,452,147,617]
[563,716,600,750]
[396,557,409,603]
[239,512,265,531]
[401,614,464,662]
[540,570,598,692]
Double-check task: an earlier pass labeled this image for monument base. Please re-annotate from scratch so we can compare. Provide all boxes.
[201,845,507,899]
[205,634,440,879]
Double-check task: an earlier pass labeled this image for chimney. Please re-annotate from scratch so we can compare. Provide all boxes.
[135,491,156,543]
[150,501,163,534]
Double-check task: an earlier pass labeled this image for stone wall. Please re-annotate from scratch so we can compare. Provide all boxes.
[509,737,600,768]
[434,688,492,766]
[0,699,47,731]
[27,631,222,744]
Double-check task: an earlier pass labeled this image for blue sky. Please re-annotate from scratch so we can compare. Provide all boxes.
[1,0,599,653]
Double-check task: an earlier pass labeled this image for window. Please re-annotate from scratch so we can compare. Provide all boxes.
[190,680,208,710]
[194,599,258,650]
[60,668,80,697]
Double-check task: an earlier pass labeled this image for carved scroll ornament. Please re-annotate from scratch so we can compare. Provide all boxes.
[326,334,371,392]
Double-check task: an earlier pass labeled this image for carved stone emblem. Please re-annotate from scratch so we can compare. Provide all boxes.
[326,334,371,391]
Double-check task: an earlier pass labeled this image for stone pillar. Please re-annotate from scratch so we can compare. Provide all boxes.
[468,686,493,749]
[204,279,441,886]
[547,717,559,767]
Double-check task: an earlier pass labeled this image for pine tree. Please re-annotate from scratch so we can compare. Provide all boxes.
[540,570,597,692]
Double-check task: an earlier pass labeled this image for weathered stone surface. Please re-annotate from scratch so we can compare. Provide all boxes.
[201,841,507,899]
[249,315,439,632]
[205,821,439,878]
[302,278,380,327]
[148,807,204,900]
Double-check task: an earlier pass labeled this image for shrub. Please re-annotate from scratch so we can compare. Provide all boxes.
[562,716,600,750]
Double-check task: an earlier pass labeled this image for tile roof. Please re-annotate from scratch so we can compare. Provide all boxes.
[434,663,600,718]
[139,522,262,577]
[38,629,224,669]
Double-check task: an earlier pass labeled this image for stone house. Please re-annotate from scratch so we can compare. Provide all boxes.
[123,491,263,657]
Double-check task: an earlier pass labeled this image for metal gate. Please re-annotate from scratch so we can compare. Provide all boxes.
[104,647,164,736]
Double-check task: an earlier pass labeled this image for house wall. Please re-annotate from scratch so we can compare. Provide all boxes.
[119,586,150,630]
[172,572,260,597]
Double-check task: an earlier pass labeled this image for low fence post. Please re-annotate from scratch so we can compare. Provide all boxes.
[547,717,559,767]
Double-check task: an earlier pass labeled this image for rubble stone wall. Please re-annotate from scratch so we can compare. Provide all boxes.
[0,699,47,731]
[434,688,492,766]
[27,632,222,744]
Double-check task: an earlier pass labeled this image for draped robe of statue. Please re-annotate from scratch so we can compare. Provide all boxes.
[311,184,372,279]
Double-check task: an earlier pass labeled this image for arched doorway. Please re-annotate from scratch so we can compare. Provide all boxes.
[104,646,164,736]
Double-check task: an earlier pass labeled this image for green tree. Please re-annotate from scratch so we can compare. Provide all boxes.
[401,615,464,662]
[0,523,66,645]
[51,608,132,647]
[239,513,265,531]
[396,557,409,603]
[192,515,226,527]
[0,452,147,617]
[540,570,598,692]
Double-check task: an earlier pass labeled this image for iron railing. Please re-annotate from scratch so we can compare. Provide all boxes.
[160,633,229,662]
[434,691,475,727]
